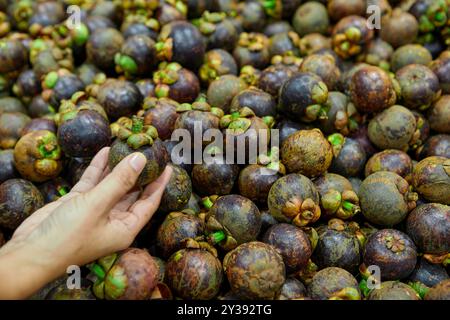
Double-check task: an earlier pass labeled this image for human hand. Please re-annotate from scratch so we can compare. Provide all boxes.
[0,147,172,299]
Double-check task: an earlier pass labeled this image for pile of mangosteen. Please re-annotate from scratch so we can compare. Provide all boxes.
[0,0,449,301]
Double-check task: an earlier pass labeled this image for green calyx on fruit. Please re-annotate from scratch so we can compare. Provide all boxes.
[88,253,128,300]
[155,38,173,61]
[115,53,138,76]
[205,215,238,251]
[44,71,59,89]
[196,11,226,35]
[321,189,361,220]
[220,107,257,134]
[328,287,361,300]
[176,100,224,118]
[302,226,319,251]
[408,281,429,299]
[239,66,260,86]
[153,62,181,98]
[202,195,218,209]
[327,133,345,157]
[238,32,267,52]
[333,26,363,58]
[112,116,159,149]
[260,0,282,18]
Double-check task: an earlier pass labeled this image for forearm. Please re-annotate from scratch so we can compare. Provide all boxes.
[0,241,65,300]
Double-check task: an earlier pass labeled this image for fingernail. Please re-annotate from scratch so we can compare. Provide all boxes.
[129,153,147,173]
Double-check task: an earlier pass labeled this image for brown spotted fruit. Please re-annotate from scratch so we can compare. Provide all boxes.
[268,173,321,227]
[406,203,449,257]
[90,248,159,300]
[156,211,205,259]
[223,241,286,300]
[138,97,180,141]
[0,112,31,149]
[165,245,223,300]
[281,129,333,178]
[158,165,192,214]
[263,223,312,273]
[362,229,417,281]
[204,194,261,251]
[308,267,361,300]
[0,179,44,230]
[109,116,169,187]
[13,130,63,183]
[367,281,420,300]
[425,279,450,300]
[359,171,418,226]
[412,156,450,205]
[365,149,413,179]
[313,219,364,274]
[367,105,418,151]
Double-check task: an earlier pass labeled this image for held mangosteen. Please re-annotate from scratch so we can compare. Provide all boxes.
[57,94,111,158]
[96,79,143,120]
[165,245,223,300]
[268,173,321,227]
[359,171,418,226]
[349,65,397,113]
[153,62,200,103]
[412,156,450,204]
[90,248,159,300]
[314,173,361,220]
[0,150,19,183]
[313,219,363,274]
[223,241,286,300]
[0,112,31,149]
[281,129,333,178]
[38,177,71,204]
[308,267,361,300]
[328,133,367,177]
[156,211,205,259]
[109,116,169,187]
[158,165,192,214]
[0,179,44,230]
[156,20,206,71]
[406,203,450,256]
[278,73,329,122]
[363,229,417,281]
[367,281,420,300]
[204,194,261,251]
[365,150,413,179]
[263,223,312,273]
[14,130,63,183]
[139,97,180,141]
[199,49,238,85]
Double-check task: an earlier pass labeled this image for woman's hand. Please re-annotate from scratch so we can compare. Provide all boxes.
[0,147,172,299]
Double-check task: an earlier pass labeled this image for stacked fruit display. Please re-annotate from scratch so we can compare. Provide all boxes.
[0,0,449,300]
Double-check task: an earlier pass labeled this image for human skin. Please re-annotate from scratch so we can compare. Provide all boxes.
[0,148,172,299]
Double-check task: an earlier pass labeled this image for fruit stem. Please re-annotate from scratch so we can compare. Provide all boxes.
[208,231,226,244]
[328,133,345,147]
[131,116,144,134]
[57,186,69,197]
[88,263,106,280]
[202,197,214,209]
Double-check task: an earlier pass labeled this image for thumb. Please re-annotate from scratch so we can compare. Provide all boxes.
[86,153,147,213]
